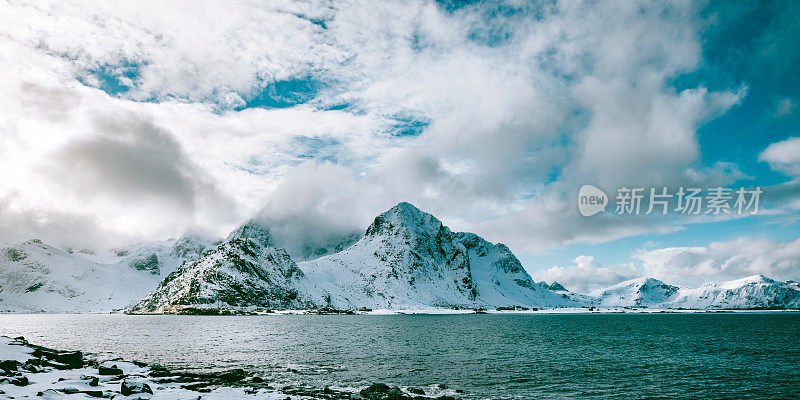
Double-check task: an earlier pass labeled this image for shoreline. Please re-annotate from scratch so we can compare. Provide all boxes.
[0,335,460,400]
[1,307,798,316]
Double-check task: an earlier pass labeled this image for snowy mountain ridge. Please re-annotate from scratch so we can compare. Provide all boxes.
[129,222,316,313]
[579,275,800,309]
[297,202,575,310]
[131,202,576,312]
[2,202,799,312]
[0,235,216,312]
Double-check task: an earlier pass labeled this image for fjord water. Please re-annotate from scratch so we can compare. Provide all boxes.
[1,313,799,399]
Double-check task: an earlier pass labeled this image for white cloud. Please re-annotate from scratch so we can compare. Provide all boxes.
[0,0,343,106]
[760,137,800,177]
[635,238,800,287]
[0,0,755,255]
[533,238,800,292]
[533,256,637,293]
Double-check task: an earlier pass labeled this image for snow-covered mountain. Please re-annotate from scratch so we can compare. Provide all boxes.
[588,278,680,307]
[0,236,215,312]
[130,221,316,313]
[580,275,800,309]
[132,202,576,312]
[4,202,800,313]
[301,202,574,309]
[668,275,800,309]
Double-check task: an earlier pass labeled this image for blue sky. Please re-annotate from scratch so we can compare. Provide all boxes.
[0,0,798,291]
[524,0,800,278]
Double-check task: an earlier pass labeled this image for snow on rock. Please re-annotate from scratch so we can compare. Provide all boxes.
[129,221,317,313]
[547,282,569,292]
[133,202,575,312]
[5,202,800,313]
[1,336,443,399]
[286,202,572,309]
[0,336,34,363]
[584,275,800,309]
[589,278,680,307]
[668,275,800,309]
[0,235,215,313]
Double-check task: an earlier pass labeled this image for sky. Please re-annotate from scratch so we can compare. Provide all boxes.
[1,0,799,292]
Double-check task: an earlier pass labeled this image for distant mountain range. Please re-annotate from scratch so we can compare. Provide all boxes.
[1,202,799,313]
[130,202,573,312]
[0,235,216,312]
[577,275,800,309]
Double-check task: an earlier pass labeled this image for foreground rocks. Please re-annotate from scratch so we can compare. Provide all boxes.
[0,336,461,399]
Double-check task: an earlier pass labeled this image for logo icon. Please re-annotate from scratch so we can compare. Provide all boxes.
[578,184,607,216]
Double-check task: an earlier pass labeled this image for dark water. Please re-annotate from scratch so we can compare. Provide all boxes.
[1,313,799,399]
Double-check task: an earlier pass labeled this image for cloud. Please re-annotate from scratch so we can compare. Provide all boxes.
[0,0,343,107]
[760,137,800,176]
[250,163,379,260]
[50,112,217,209]
[635,238,800,287]
[533,237,800,292]
[0,0,773,257]
[532,256,637,293]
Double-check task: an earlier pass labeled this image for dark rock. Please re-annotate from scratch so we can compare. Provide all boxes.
[54,351,83,368]
[11,375,29,386]
[251,376,264,383]
[149,365,172,377]
[0,360,19,373]
[360,383,409,400]
[217,368,246,383]
[43,360,70,370]
[121,380,153,396]
[98,364,124,375]
[88,376,99,386]
[436,397,457,400]
[181,382,211,391]
[408,387,425,395]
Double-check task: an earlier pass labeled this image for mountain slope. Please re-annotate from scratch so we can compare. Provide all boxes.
[668,275,800,309]
[589,278,680,307]
[299,202,575,309]
[0,236,215,313]
[582,275,800,309]
[129,221,316,313]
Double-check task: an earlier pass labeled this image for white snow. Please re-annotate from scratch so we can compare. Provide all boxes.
[299,203,576,309]
[0,236,215,313]
[3,203,799,313]
[0,336,34,362]
[584,275,800,309]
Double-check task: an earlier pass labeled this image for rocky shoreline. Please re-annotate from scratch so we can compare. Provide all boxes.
[0,336,459,400]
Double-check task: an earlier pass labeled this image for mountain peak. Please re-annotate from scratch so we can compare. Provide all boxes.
[548,282,568,292]
[384,202,425,220]
[226,219,274,248]
[365,202,445,238]
[713,274,776,289]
